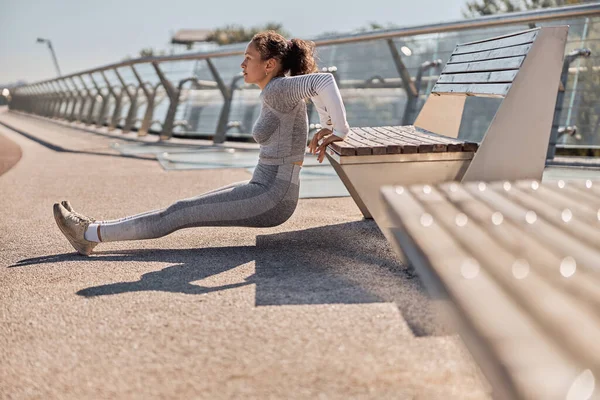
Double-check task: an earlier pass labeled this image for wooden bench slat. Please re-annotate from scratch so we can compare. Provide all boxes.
[381,185,581,399]
[436,70,519,85]
[351,128,401,154]
[454,30,538,55]
[354,128,406,154]
[432,83,512,97]
[514,181,600,227]
[360,127,419,154]
[346,129,388,155]
[578,180,600,196]
[448,44,532,64]
[409,184,600,377]
[442,57,524,74]
[366,127,428,153]
[463,182,600,274]
[437,182,600,311]
[404,125,479,152]
[376,126,447,152]
[555,182,600,208]
[343,136,374,155]
[329,140,358,156]
[410,125,479,152]
[499,184,600,251]
[397,130,450,152]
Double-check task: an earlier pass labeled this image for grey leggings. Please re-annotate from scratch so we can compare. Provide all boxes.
[98,163,301,242]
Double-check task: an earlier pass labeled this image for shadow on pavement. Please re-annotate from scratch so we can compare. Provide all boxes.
[0,119,153,161]
[11,221,444,336]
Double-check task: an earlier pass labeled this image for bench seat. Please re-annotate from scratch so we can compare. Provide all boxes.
[328,125,479,157]
[381,179,600,400]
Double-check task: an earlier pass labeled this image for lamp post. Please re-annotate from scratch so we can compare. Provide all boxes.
[36,38,62,77]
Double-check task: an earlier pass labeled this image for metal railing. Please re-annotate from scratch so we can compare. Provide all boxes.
[8,3,600,151]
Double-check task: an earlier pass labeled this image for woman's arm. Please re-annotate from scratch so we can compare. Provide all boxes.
[264,73,350,139]
[310,94,333,130]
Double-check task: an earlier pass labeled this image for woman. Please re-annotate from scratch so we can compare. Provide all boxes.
[54,30,350,256]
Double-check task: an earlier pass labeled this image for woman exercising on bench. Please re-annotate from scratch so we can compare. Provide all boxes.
[54,30,350,256]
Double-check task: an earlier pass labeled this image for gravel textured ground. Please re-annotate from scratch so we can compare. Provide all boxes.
[0,108,490,399]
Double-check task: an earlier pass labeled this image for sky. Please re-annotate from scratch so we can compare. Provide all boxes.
[0,0,468,84]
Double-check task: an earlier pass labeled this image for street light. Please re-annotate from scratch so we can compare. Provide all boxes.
[36,37,62,76]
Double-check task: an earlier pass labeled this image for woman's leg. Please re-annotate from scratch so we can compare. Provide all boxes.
[96,179,250,225]
[97,164,300,242]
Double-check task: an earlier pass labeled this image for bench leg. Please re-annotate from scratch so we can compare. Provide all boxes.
[326,153,372,219]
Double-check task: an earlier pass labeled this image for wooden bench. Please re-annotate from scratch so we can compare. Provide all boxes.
[381,179,600,400]
[326,26,569,236]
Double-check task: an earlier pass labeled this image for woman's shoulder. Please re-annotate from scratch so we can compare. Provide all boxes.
[265,73,334,93]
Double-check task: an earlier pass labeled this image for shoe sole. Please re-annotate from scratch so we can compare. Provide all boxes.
[53,203,95,256]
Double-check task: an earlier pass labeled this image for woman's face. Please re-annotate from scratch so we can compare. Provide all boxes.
[241,42,277,88]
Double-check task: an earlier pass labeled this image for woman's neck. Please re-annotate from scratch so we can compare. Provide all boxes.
[258,75,281,90]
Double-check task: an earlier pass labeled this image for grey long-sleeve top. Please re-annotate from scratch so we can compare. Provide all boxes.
[253,73,350,165]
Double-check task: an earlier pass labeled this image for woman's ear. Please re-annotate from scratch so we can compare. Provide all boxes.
[266,58,278,74]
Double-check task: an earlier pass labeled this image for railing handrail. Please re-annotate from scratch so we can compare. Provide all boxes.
[24,3,600,86]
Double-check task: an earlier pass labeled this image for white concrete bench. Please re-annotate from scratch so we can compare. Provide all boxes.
[381,179,600,400]
[326,26,569,236]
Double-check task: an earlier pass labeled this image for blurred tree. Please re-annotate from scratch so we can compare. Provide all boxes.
[138,48,167,58]
[139,48,155,57]
[206,22,291,45]
[463,0,588,17]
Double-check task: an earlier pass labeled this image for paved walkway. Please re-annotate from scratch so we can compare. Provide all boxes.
[0,108,493,399]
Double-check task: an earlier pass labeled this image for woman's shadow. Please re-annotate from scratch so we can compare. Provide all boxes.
[11,220,443,336]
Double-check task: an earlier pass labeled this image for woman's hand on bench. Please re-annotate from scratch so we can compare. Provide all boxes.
[308,128,344,163]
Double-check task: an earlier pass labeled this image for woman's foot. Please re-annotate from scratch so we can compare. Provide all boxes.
[61,200,96,223]
[53,203,98,256]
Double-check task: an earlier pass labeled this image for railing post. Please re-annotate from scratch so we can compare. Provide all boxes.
[37,84,46,115]
[73,77,87,122]
[100,71,123,131]
[42,82,51,116]
[82,75,98,125]
[50,81,63,118]
[206,57,232,144]
[67,78,81,121]
[546,48,591,160]
[402,59,442,125]
[25,86,35,113]
[38,83,48,116]
[49,81,60,118]
[151,62,178,140]
[387,39,419,125]
[131,65,157,137]
[114,68,139,133]
[74,76,89,123]
[35,84,43,115]
[56,80,69,119]
[89,74,107,127]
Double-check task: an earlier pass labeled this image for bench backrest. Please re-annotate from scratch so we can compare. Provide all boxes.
[431,29,540,98]
[414,26,568,182]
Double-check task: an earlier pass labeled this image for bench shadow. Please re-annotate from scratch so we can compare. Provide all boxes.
[11,220,446,337]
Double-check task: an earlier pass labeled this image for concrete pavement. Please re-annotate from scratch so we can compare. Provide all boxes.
[0,108,490,399]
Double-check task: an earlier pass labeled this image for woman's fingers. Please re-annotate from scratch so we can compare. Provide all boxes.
[316,135,343,163]
[309,128,332,154]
